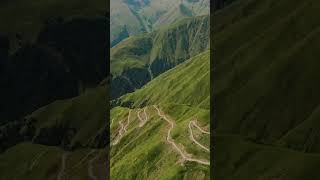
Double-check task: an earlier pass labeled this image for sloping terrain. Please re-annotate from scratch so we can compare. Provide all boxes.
[213,0,320,179]
[0,15,107,125]
[0,143,107,180]
[111,15,210,99]
[110,51,210,179]
[0,1,109,179]
[110,0,209,46]
[0,0,107,50]
[0,82,108,179]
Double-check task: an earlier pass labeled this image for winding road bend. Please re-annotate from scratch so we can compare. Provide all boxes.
[153,105,210,166]
[137,107,148,127]
[191,119,210,134]
[124,110,132,132]
[189,121,210,152]
[112,121,125,145]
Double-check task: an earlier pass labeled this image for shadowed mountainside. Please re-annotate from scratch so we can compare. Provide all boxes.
[213,0,320,179]
[0,16,108,125]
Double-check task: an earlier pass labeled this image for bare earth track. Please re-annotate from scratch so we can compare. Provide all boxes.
[111,105,210,166]
[189,120,210,152]
[57,153,69,180]
[154,105,210,166]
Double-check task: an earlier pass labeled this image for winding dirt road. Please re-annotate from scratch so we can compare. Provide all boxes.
[137,108,148,127]
[72,150,96,169]
[111,118,114,127]
[112,121,125,145]
[153,105,210,166]
[124,110,132,132]
[57,153,69,180]
[191,120,210,134]
[88,152,100,180]
[29,149,49,171]
[189,121,210,152]
[111,106,210,166]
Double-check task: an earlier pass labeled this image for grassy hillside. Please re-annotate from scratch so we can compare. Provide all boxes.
[0,1,108,179]
[0,0,107,50]
[0,143,107,180]
[213,0,320,178]
[115,51,210,109]
[0,82,108,179]
[111,15,210,99]
[26,84,107,149]
[110,0,209,46]
[0,16,108,125]
[111,51,210,179]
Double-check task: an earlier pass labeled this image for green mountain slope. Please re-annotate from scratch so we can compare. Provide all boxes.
[0,16,108,125]
[0,0,107,50]
[0,143,107,180]
[27,83,107,149]
[0,1,108,179]
[111,15,210,99]
[213,0,320,179]
[110,0,209,46]
[110,51,210,179]
[114,51,210,109]
[0,82,108,179]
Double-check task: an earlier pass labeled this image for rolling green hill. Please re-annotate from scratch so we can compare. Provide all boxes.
[110,0,209,46]
[213,0,320,179]
[110,51,210,179]
[111,15,210,99]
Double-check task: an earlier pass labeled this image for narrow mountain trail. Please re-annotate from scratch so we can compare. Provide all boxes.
[112,110,133,146]
[188,121,210,152]
[124,110,132,132]
[88,152,100,180]
[72,150,96,169]
[112,121,126,145]
[57,153,69,180]
[191,119,210,134]
[111,106,210,166]
[29,149,49,170]
[111,118,114,127]
[153,105,210,166]
[144,107,148,121]
[148,66,154,80]
[137,107,148,127]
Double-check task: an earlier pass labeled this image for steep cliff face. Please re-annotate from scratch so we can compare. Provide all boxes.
[111,15,210,99]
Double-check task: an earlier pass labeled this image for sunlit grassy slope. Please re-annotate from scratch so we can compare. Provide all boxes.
[111,51,210,179]
[110,0,209,46]
[116,51,210,109]
[213,0,320,179]
[111,15,210,99]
